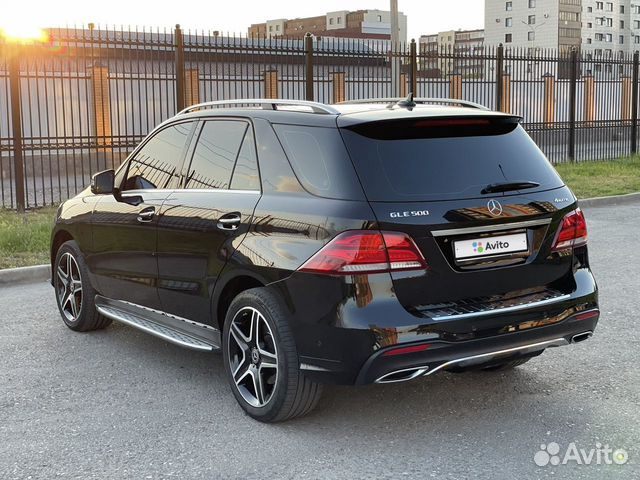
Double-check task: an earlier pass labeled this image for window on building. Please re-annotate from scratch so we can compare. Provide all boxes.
[506,1,512,11]
[506,17,513,27]
[636,36,640,44]
[377,15,382,22]
[587,22,592,28]
[595,2,603,10]
[275,25,280,31]
[587,37,592,44]
[505,33,513,43]
[528,31,535,41]
[269,26,273,32]
[620,5,625,13]
[528,0,535,7]
[621,20,625,29]
[620,35,625,44]
[528,15,536,24]
[337,17,341,24]
[329,18,334,25]
[606,33,612,42]
[606,2,613,11]
[594,64,602,73]
[587,6,592,13]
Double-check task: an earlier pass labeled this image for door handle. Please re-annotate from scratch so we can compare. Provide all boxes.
[217,212,241,231]
[137,207,155,223]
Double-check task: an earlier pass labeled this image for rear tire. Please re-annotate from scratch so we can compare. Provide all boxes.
[222,288,323,423]
[53,240,111,332]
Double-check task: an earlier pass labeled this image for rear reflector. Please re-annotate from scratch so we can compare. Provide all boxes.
[574,310,599,321]
[382,343,431,357]
[552,209,588,251]
[299,230,427,275]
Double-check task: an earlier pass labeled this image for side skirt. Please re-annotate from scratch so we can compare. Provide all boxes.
[95,295,221,352]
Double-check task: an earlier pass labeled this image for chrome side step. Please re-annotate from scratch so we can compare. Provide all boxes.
[95,296,220,352]
[375,337,570,384]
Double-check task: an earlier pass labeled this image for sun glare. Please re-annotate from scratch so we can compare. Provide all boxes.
[0,24,49,43]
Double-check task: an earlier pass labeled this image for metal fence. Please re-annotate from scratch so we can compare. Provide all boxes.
[1,25,640,210]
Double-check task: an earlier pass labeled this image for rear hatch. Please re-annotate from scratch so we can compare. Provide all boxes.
[339,112,577,314]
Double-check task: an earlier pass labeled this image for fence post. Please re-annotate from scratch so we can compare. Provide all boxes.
[450,74,462,99]
[495,44,504,112]
[331,71,346,104]
[409,39,417,95]
[632,51,639,155]
[583,74,595,124]
[184,69,200,107]
[264,70,279,99]
[89,63,113,150]
[8,48,25,212]
[543,74,556,124]
[175,24,185,112]
[501,73,511,113]
[399,72,408,97]
[568,48,578,161]
[305,33,314,101]
[621,75,632,121]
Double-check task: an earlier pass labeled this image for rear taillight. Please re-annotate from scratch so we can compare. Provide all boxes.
[551,209,588,251]
[299,230,427,275]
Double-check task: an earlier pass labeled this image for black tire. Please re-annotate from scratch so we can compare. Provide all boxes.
[481,356,533,371]
[222,288,323,423]
[53,240,112,332]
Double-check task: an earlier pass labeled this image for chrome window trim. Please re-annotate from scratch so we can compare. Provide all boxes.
[431,218,552,237]
[120,189,261,195]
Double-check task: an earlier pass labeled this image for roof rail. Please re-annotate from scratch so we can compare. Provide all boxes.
[177,99,341,116]
[338,97,490,111]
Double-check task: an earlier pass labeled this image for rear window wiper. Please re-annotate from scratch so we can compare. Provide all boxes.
[481,181,540,194]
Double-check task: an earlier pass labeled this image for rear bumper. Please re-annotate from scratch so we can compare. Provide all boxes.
[355,311,598,384]
[267,267,598,385]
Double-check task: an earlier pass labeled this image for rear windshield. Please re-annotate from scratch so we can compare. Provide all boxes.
[340,118,563,202]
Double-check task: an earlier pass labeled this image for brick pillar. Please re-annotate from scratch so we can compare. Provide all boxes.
[90,64,112,147]
[264,70,278,99]
[399,73,408,97]
[543,74,555,124]
[184,69,200,107]
[500,73,511,113]
[450,74,462,100]
[621,76,632,121]
[583,75,596,123]
[331,71,346,104]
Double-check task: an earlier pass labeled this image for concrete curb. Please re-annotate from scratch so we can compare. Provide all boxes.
[0,264,50,286]
[578,191,640,208]
[0,192,638,287]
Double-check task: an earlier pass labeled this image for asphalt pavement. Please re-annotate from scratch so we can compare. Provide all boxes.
[1,202,639,479]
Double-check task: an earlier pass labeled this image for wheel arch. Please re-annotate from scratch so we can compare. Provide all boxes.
[213,273,266,331]
[51,229,74,270]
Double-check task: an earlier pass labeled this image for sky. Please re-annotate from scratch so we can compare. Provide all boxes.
[1,0,484,40]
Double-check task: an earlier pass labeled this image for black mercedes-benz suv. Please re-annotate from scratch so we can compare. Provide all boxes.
[51,97,599,422]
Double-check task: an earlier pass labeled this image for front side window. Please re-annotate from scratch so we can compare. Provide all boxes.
[184,120,248,190]
[122,122,192,191]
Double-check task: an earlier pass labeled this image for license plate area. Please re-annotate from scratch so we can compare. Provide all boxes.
[453,232,529,261]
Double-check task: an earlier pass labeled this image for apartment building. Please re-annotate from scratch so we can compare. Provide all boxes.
[485,0,582,52]
[248,9,408,41]
[419,29,485,77]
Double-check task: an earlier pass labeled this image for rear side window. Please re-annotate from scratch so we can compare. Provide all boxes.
[230,127,260,191]
[341,119,564,202]
[122,122,192,191]
[185,120,248,189]
[273,124,364,200]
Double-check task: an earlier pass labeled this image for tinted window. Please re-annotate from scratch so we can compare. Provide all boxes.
[341,120,564,202]
[273,124,364,200]
[230,127,260,191]
[122,122,191,190]
[184,120,247,189]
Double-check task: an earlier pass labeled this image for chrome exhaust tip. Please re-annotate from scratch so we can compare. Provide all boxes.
[375,366,429,384]
[571,331,593,344]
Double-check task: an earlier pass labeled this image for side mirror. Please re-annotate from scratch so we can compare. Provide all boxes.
[91,169,115,195]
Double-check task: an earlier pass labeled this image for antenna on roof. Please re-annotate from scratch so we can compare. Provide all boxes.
[387,92,417,110]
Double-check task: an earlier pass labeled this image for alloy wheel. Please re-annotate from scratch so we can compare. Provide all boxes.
[227,307,278,408]
[56,252,83,323]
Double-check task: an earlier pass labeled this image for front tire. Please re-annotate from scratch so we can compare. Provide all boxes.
[222,288,323,422]
[54,240,111,332]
